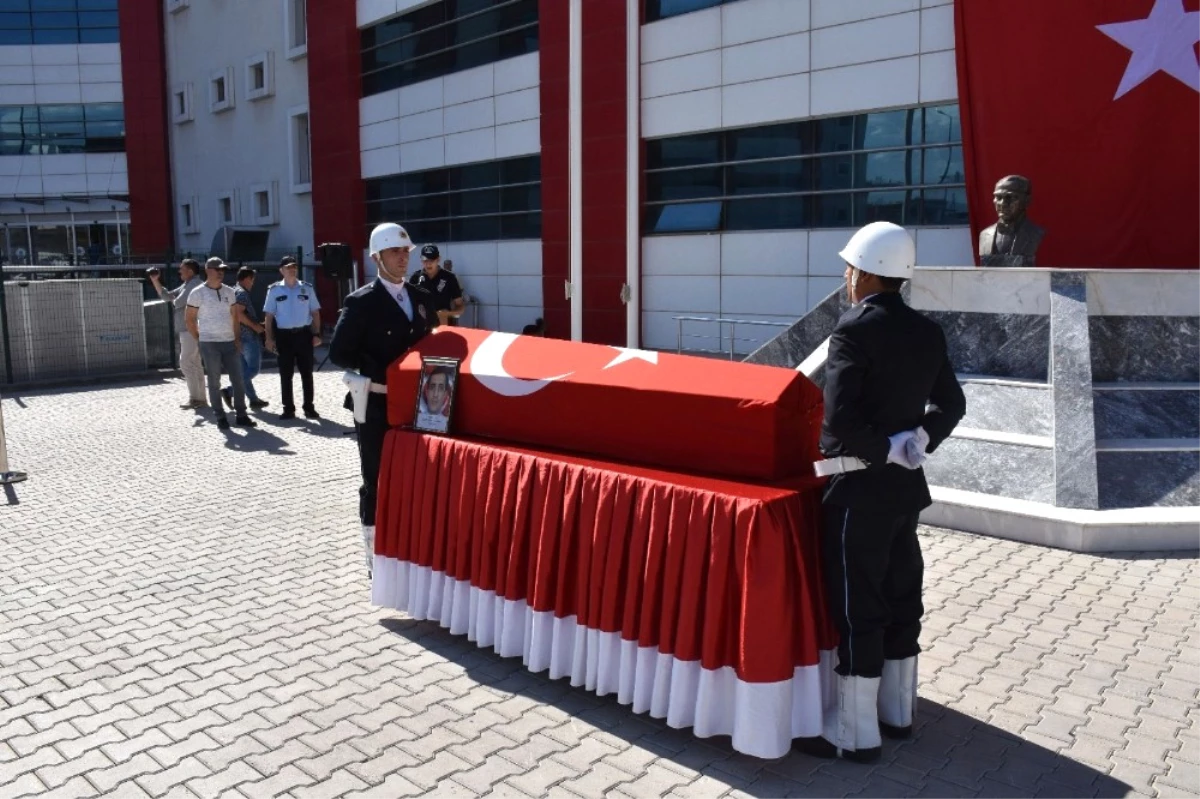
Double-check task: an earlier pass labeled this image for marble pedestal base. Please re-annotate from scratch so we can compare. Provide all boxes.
[748,267,1200,553]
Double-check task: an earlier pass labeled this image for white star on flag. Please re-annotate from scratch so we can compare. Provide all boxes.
[603,347,659,369]
[1097,0,1200,99]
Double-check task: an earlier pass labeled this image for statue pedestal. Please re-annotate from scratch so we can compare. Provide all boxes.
[746,267,1200,553]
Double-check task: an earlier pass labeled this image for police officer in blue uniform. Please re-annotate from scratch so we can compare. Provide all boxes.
[809,222,965,763]
[328,223,440,575]
[264,255,322,420]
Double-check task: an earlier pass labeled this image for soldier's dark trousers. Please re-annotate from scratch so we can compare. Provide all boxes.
[355,394,388,526]
[821,504,924,678]
[276,328,315,411]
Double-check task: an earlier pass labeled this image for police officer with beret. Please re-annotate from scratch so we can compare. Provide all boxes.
[328,223,440,576]
[808,221,966,763]
[264,255,322,420]
[409,244,465,326]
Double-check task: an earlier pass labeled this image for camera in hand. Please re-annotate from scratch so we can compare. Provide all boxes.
[146,266,161,277]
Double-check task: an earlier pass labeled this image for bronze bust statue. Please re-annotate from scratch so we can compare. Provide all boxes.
[979,175,1045,267]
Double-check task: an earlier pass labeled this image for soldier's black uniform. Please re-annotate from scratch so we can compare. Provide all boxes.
[328,279,439,526]
[820,291,966,679]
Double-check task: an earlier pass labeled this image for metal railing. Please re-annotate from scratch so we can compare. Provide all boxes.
[673,315,791,360]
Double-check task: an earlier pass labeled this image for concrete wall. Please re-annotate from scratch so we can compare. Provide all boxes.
[164,0,312,254]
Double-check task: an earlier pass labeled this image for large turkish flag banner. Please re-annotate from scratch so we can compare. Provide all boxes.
[385,328,823,482]
[955,0,1200,269]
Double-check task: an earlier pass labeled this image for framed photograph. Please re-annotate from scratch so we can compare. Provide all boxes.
[413,356,460,435]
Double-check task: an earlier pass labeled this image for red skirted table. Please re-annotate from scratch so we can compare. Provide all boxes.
[371,429,838,759]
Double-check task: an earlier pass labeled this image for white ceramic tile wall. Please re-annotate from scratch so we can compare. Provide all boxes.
[0,45,126,201]
[642,0,956,139]
[394,240,543,333]
[640,226,971,351]
[358,53,539,177]
[358,0,440,29]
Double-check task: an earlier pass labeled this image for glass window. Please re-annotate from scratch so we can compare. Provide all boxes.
[0,102,123,157]
[645,0,725,23]
[814,155,852,192]
[726,123,807,161]
[646,134,720,169]
[32,26,75,43]
[0,28,30,43]
[361,0,538,97]
[854,190,909,225]
[853,150,916,189]
[365,155,540,242]
[920,188,969,225]
[921,146,964,185]
[727,160,809,195]
[450,161,499,190]
[0,1,30,11]
[645,201,722,233]
[32,11,74,27]
[500,184,539,212]
[811,194,852,228]
[77,27,116,43]
[854,109,920,150]
[924,105,961,145]
[725,196,806,231]
[646,167,722,202]
[814,117,854,153]
[645,106,963,236]
[500,211,540,240]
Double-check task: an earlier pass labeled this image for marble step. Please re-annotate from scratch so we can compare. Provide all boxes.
[1092,383,1200,441]
[959,377,1051,438]
[925,436,1054,505]
[1097,450,1200,509]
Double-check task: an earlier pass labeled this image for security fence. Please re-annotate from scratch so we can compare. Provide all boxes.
[0,248,308,387]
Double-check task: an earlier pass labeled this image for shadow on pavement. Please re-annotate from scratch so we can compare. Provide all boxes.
[379,617,1132,798]
[217,427,295,455]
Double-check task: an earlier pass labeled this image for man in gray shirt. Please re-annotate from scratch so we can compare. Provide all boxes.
[149,258,207,408]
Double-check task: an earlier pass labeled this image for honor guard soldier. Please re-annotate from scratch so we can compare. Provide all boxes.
[328,223,440,576]
[809,222,965,762]
[409,244,465,326]
[264,256,322,420]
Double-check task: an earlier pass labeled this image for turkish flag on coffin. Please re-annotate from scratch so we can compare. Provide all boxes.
[956,0,1200,268]
[386,328,824,482]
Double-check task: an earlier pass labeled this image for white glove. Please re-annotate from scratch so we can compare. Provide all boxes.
[342,371,371,424]
[887,426,930,469]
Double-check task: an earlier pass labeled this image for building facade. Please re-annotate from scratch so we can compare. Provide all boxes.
[9,0,970,349]
[162,0,313,261]
[0,0,128,267]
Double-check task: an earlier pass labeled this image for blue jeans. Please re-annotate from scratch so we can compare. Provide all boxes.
[239,333,262,402]
[199,340,246,417]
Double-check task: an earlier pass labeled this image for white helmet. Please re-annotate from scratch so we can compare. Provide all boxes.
[369,223,416,255]
[838,221,915,280]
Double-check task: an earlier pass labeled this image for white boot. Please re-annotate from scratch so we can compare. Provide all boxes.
[822,675,882,762]
[878,656,918,738]
[361,525,375,577]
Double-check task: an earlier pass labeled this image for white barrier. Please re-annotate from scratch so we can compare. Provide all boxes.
[0,389,28,485]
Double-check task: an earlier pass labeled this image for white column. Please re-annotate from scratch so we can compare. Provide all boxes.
[568,0,583,341]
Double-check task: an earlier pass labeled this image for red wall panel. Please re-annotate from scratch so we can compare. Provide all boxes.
[537,0,571,340]
[118,0,173,256]
[306,0,365,311]
[580,0,631,345]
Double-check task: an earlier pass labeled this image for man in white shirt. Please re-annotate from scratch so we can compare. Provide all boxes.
[186,258,256,430]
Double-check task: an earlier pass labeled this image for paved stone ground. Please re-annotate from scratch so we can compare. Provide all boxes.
[1,370,1197,799]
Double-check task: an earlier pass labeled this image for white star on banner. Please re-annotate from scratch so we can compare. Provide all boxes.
[603,347,659,370]
[1097,0,1200,99]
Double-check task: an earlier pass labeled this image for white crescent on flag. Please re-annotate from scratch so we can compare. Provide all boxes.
[469,332,573,397]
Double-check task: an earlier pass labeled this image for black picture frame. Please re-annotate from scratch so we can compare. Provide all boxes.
[413,356,460,435]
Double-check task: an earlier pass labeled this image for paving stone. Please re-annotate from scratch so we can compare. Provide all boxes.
[3,378,1199,799]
